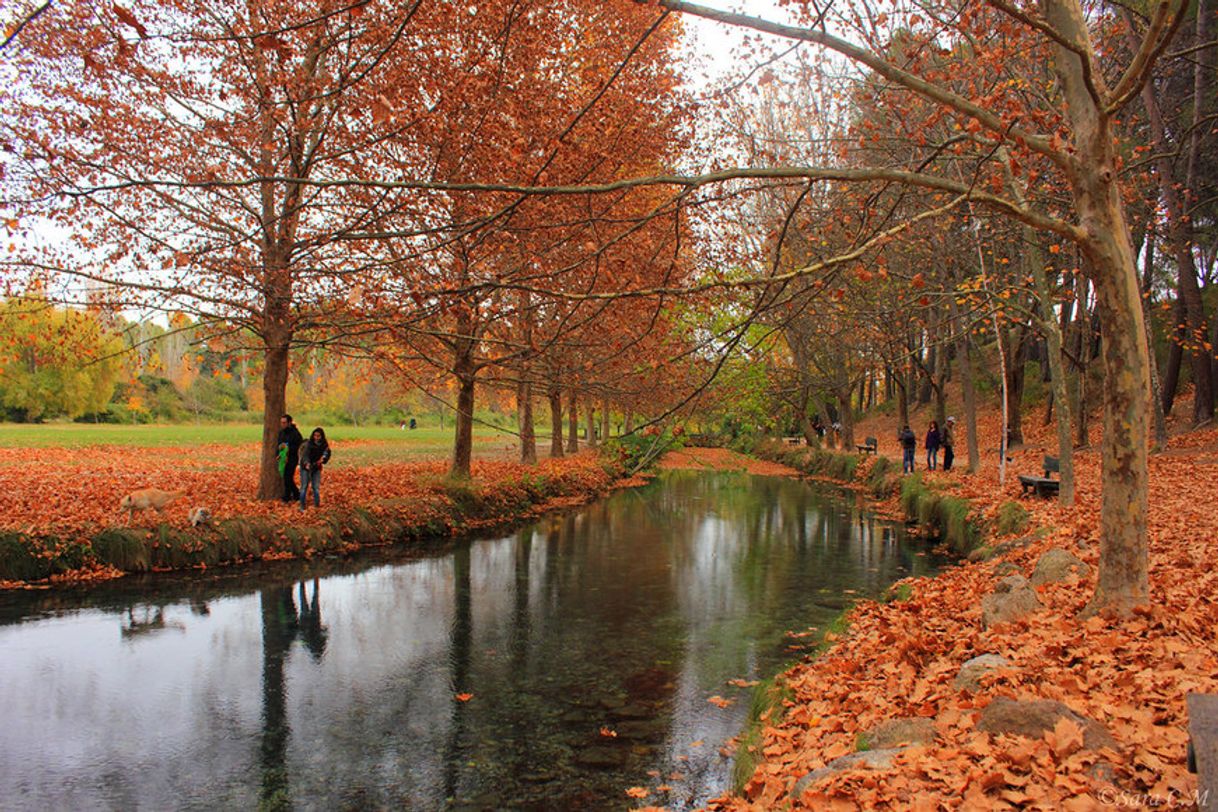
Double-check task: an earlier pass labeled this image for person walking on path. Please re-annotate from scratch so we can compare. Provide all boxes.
[941,417,956,471]
[898,424,917,474]
[925,421,941,471]
[299,427,332,510]
[277,414,304,503]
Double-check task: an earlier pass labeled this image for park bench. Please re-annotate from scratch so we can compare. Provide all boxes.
[1188,694,1217,810]
[1018,456,1060,498]
[856,436,878,455]
[782,436,803,446]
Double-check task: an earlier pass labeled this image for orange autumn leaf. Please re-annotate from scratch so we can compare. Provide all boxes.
[624,786,649,799]
[454,693,473,702]
[707,695,734,708]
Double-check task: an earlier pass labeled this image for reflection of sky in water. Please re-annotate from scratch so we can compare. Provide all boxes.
[0,471,939,810]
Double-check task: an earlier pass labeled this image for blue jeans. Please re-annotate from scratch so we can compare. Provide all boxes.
[299,466,321,509]
[927,448,939,470]
[903,447,915,474]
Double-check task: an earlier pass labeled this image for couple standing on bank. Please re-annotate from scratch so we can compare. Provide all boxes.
[277,415,332,510]
[898,416,957,474]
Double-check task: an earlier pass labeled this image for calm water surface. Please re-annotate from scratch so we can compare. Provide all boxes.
[0,470,941,811]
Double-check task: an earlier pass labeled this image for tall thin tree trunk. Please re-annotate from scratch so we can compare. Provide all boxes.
[949,298,981,474]
[1140,222,1170,449]
[1028,230,1077,505]
[586,404,597,449]
[518,379,536,464]
[566,391,579,453]
[548,385,564,458]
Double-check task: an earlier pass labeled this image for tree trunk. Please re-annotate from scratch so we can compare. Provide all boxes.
[836,387,855,449]
[624,411,634,433]
[1047,0,1150,613]
[566,391,579,453]
[450,368,476,479]
[518,379,536,464]
[258,339,290,500]
[1140,222,1170,449]
[548,385,564,458]
[1161,299,1184,416]
[895,368,909,427]
[1002,325,1029,446]
[601,397,610,441]
[949,298,981,474]
[586,404,597,449]
[1071,277,1091,448]
[1141,80,1214,423]
[1030,235,1077,505]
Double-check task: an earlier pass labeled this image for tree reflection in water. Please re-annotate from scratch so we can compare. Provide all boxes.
[259,579,328,811]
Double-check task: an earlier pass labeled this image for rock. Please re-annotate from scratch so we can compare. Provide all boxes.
[1030,548,1091,586]
[995,573,1029,592]
[867,717,936,749]
[994,562,1022,576]
[977,696,1118,751]
[792,748,904,797]
[954,654,1012,692]
[981,575,1043,627]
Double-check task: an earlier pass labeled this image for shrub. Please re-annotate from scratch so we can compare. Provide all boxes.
[995,500,1030,535]
[602,428,684,472]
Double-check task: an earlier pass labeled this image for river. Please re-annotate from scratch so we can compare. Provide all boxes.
[0,469,941,810]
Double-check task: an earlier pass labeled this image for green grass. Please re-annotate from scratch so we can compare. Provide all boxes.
[0,421,563,466]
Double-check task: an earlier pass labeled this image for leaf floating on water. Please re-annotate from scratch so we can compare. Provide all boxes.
[727,678,760,688]
[707,695,734,708]
[454,692,473,702]
[600,726,618,738]
[624,786,649,799]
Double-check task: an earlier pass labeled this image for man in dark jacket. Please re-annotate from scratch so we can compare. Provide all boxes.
[277,414,304,502]
[898,424,917,474]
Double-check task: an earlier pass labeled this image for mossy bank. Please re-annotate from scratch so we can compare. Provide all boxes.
[0,459,623,585]
[750,439,985,555]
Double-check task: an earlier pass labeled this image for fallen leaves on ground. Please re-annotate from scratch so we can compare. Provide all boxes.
[0,446,612,539]
[689,398,1218,810]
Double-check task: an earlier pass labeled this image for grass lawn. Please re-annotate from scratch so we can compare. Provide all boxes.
[0,421,548,465]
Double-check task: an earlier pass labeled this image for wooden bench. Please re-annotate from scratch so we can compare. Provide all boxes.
[856,436,878,455]
[782,436,802,446]
[1188,693,1217,810]
[1018,455,1060,498]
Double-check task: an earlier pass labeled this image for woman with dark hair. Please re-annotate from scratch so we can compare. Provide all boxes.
[298,427,332,510]
[925,420,941,470]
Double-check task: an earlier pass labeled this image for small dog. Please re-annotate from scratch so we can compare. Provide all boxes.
[187,506,212,527]
[119,488,185,523]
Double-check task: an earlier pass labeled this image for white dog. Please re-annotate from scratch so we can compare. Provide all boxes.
[188,506,212,527]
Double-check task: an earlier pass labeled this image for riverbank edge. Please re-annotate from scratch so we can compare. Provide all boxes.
[749,439,987,555]
[0,457,628,587]
[710,441,990,795]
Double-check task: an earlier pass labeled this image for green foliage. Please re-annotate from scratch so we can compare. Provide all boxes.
[882,582,914,603]
[900,475,982,554]
[0,295,124,421]
[92,528,152,571]
[995,500,1031,535]
[867,456,899,497]
[602,428,685,472]
[1021,361,1047,407]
